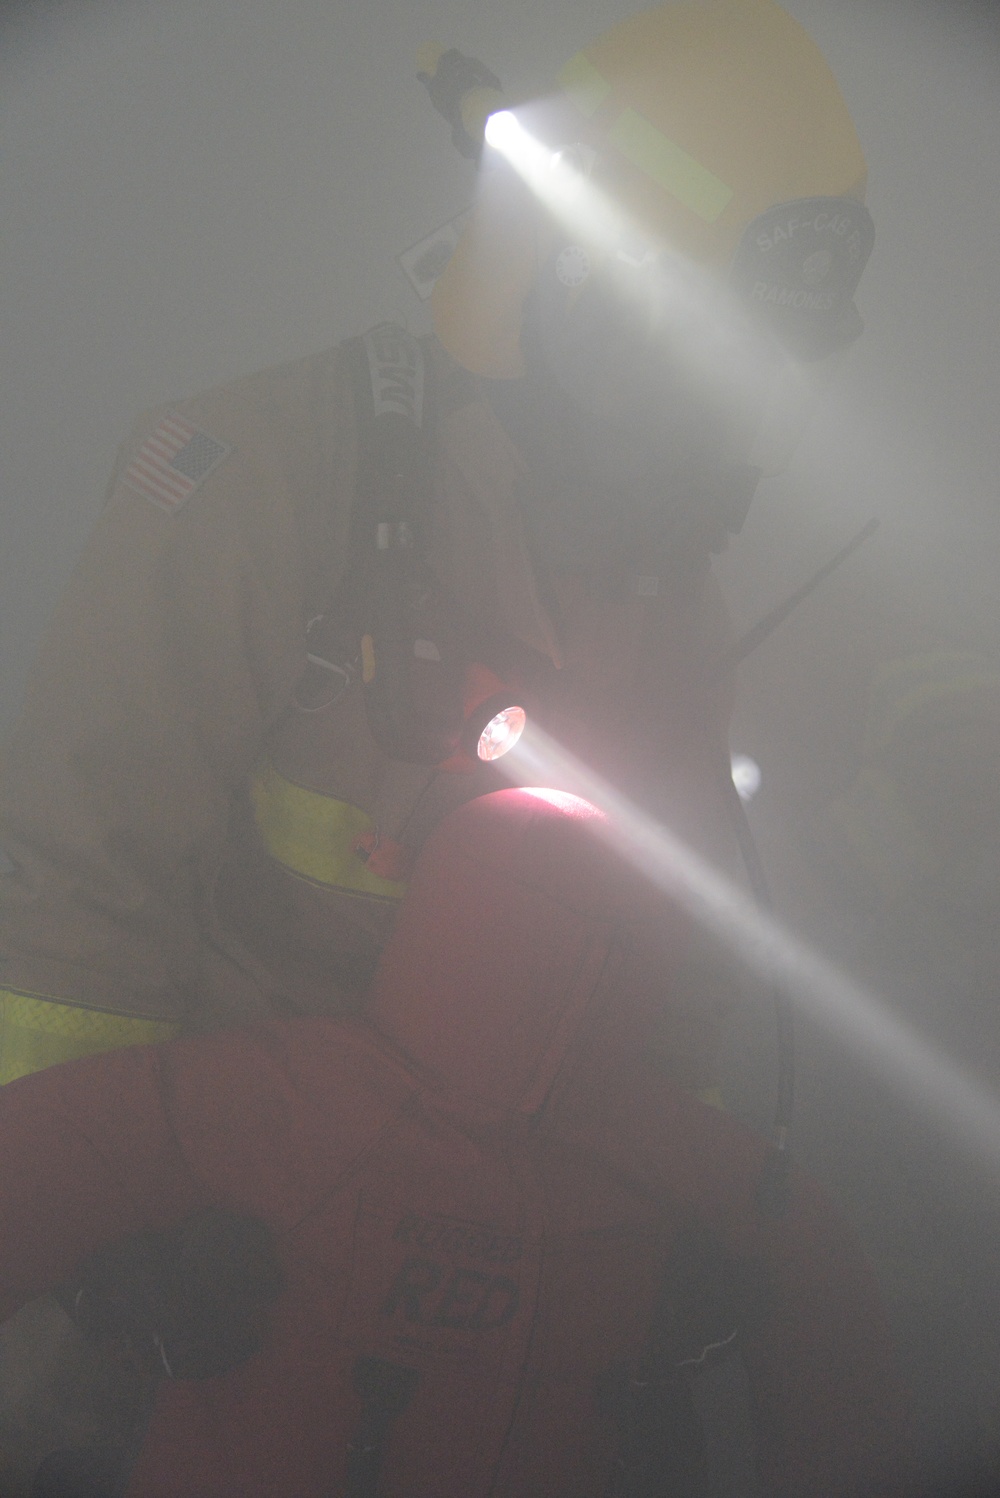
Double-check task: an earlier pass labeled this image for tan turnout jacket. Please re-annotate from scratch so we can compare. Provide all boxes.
[0,335,738,1083]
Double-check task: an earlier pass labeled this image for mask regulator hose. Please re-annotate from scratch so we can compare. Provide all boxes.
[718,519,880,1218]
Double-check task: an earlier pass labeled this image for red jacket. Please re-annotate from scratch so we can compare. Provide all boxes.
[0,790,906,1496]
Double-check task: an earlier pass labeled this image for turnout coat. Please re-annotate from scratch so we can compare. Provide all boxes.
[0,332,738,1085]
[0,791,906,1497]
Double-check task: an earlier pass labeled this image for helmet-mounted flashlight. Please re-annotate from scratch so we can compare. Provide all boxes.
[470,699,528,762]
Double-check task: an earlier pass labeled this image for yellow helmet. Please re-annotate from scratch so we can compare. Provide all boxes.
[432,0,871,378]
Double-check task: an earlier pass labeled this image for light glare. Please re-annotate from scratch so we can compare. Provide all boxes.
[480,109,794,423]
[503,722,1000,1175]
[484,109,519,151]
[731,753,762,802]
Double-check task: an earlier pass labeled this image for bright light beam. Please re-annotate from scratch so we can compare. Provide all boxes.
[485,110,634,253]
[482,108,820,469]
[505,722,1000,1174]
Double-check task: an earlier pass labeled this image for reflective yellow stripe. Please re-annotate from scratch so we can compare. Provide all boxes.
[558,51,612,117]
[559,51,734,224]
[609,108,733,223]
[250,761,408,900]
[0,989,178,1085]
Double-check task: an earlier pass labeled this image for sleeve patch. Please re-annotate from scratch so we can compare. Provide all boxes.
[123,415,232,513]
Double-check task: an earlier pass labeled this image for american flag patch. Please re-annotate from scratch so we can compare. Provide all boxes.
[123,415,231,513]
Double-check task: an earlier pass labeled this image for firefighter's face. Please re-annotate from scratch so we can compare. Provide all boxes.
[521,238,781,475]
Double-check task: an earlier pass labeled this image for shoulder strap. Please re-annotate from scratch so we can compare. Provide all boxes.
[339,326,472,764]
[345,322,433,569]
[320,326,520,766]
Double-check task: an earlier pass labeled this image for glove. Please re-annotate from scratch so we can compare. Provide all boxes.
[60,1206,284,1381]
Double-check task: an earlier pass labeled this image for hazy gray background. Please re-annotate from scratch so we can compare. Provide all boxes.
[3,0,998,738]
[3,1,999,1038]
[3,0,1000,1476]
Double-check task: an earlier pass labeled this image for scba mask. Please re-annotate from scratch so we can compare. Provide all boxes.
[528,228,771,444]
[730,196,875,363]
[733,194,875,477]
[515,218,771,544]
[524,172,874,479]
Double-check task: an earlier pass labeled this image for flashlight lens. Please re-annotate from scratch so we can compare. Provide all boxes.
[484,110,518,150]
[476,705,526,762]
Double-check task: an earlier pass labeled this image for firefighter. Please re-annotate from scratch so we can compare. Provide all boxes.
[0,0,873,1097]
[0,789,908,1498]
